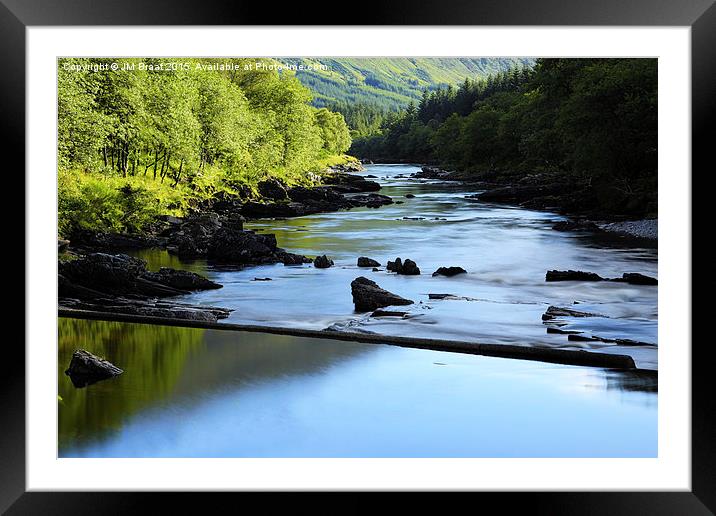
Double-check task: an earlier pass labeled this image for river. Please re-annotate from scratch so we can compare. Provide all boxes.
[58,164,658,457]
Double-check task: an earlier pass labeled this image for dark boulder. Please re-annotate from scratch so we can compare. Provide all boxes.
[60,253,148,292]
[350,276,414,312]
[141,267,222,291]
[546,270,605,282]
[314,255,334,269]
[257,178,288,201]
[387,257,420,275]
[405,194,415,199]
[432,266,467,277]
[387,257,403,273]
[207,227,282,264]
[65,349,123,388]
[542,305,600,321]
[613,272,658,285]
[357,257,381,267]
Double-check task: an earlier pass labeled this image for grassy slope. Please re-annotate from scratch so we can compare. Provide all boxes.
[281,58,536,110]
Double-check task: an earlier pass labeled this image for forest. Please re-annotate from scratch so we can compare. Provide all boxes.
[58,58,352,237]
[350,59,658,217]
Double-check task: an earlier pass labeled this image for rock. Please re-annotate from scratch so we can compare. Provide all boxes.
[428,293,453,299]
[65,349,123,388]
[552,220,599,232]
[546,327,583,335]
[387,257,420,275]
[613,272,658,285]
[372,267,381,272]
[141,267,222,291]
[345,193,393,208]
[387,258,403,273]
[542,305,600,321]
[206,226,308,265]
[69,229,159,251]
[401,259,420,275]
[60,297,232,322]
[405,194,415,198]
[546,270,605,282]
[257,178,288,201]
[432,266,467,277]
[58,239,70,252]
[253,277,272,281]
[58,253,223,299]
[371,309,409,317]
[314,255,334,269]
[350,276,414,312]
[357,257,381,267]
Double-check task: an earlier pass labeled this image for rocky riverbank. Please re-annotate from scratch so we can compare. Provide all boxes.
[413,166,658,241]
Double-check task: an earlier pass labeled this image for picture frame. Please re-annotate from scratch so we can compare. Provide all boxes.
[5,0,713,511]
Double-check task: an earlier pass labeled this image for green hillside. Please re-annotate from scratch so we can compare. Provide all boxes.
[280,58,535,111]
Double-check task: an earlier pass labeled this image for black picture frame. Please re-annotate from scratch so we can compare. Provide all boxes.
[5,0,713,512]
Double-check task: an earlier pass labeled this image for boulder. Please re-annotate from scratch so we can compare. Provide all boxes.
[257,178,288,201]
[405,194,415,199]
[350,276,414,312]
[542,305,600,321]
[141,267,222,291]
[357,257,381,267]
[546,270,605,282]
[552,220,599,232]
[432,266,467,277]
[65,349,123,388]
[614,272,658,285]
[314,255,334,269]
[387,257,420,275]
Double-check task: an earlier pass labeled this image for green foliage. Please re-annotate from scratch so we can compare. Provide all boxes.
[352,59,657,216]
[57,58,354,237]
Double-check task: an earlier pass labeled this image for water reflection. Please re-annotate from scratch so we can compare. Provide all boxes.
[59,319,657,458]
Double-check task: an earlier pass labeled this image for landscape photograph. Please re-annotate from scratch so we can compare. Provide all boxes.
[57,57,658,458]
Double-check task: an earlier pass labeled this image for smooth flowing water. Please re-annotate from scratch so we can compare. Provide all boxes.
[136,164,659,369]
[58,319,656,458]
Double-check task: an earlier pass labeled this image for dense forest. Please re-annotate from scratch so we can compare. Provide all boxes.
[58,58,352,237]
[351,59,657,216]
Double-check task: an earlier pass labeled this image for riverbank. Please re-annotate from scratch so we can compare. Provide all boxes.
[414,166,658,241]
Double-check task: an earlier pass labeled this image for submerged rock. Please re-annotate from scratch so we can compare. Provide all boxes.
[552,220,599,232]
[371,309,409,317]
[432,266,467,277]
[314,255,334,269]
[65,349,123,388]
[613,272,658,285]
[542,305,601,321]
[357,257,381,267]
[546,270,605,282]
[350,276,414,312]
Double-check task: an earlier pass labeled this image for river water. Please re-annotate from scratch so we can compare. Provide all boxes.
[58,164,658,457]
[171,164,658,369]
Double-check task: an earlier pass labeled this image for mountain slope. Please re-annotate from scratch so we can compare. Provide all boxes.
[280,58,535,111]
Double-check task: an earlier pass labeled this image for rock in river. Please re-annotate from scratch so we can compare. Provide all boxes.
[350,276,414,312]
[432,266,467,277]
[314,255,334,268]
[65,349,123,388]
[613,272,658,285]
[387,257,420,275]
[545,270,605,282]
[357,256,381,267]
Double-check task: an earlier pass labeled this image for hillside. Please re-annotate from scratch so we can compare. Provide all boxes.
[280,58,535,111]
